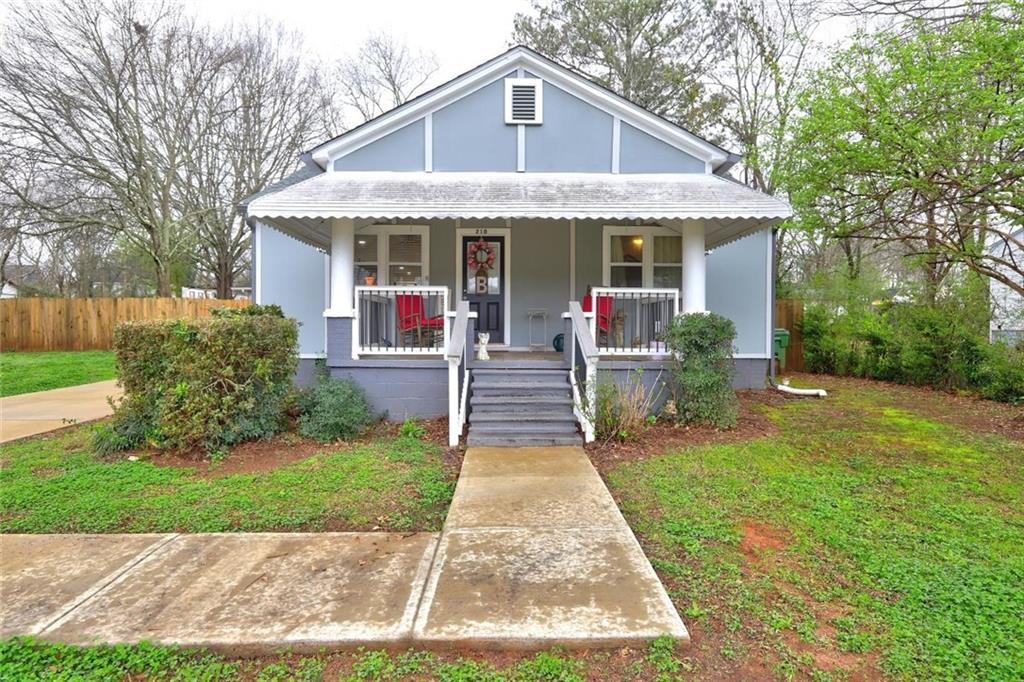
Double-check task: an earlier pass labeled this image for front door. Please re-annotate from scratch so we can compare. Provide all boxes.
[462,235,505,343]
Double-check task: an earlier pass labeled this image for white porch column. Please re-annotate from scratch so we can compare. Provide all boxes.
[325,218,355,317]
[681,221,707,313]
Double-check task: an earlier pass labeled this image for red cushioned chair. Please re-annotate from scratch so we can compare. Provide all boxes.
[582,293,614,345]
[396,294,445,348]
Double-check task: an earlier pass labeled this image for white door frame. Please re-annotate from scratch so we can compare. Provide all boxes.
[455,226,511,347]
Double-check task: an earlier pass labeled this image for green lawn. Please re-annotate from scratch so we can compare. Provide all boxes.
[608,377,1024,680]
[0,638,606,682]
[0,427,454,533]
[0,351,116,397]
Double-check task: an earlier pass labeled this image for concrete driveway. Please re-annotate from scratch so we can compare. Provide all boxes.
[0,380,122,444]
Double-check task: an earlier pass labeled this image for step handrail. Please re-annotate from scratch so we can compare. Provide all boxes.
[566,301,598,442]
[445,301,475,446]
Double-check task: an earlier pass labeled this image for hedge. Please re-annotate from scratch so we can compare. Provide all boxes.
[96,312,298,454]
[802,303,1024,403]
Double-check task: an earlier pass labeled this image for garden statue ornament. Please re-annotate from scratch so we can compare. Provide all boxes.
[477,332,490,361]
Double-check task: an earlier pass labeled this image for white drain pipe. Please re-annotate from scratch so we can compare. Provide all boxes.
[772,377,827,398]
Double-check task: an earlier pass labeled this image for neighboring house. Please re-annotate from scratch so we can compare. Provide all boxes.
[181,286,252,300]
[989,227,1024,345]
[1,281,18,298]
[242,46,791,446]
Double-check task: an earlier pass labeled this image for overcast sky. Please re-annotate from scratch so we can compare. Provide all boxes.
[183,0,533,90]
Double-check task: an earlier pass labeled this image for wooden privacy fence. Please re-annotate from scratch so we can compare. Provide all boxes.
[774,298,805,372]
[1,297,250,352]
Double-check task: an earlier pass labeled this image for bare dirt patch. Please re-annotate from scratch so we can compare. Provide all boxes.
[585,390,782,473]
[141,433,328,477]
[740,521,788,556]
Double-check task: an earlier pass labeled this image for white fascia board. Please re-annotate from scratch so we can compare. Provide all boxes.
[313,47,729,169]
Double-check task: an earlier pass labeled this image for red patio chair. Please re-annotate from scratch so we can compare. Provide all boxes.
[583,294,614,344]
[396,294,445,347]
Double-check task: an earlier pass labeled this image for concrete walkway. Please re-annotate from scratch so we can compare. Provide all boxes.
[1,380,122,443]
[0,447,687,651]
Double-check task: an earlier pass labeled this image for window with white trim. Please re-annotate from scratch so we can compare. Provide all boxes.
[355,225,430,286]
[602,226,682,289]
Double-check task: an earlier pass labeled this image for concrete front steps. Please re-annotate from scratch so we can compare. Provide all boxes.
[467,368,582,447]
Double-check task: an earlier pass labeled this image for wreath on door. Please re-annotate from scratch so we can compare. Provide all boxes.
[466,239,496,271]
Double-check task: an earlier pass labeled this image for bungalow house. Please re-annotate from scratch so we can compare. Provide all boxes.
[243,46,791,447]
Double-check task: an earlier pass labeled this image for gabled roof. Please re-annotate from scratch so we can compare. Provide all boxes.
[308,45,738,171]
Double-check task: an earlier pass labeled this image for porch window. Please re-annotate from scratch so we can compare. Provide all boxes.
[603,226,682,289]
[353,225,429,286]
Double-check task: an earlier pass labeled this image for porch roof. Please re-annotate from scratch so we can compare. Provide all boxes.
[246,171,791,251]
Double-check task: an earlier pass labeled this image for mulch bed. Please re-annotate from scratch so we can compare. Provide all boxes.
[584,390,784,474]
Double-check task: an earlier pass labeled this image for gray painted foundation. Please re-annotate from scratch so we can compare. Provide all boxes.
[310,317,769,420]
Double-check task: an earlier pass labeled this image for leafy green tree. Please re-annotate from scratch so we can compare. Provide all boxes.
[513,0,730,133]
[784,2,1024,300]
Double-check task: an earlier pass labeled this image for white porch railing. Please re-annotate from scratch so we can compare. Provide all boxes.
[445,301,475,446]
[353,286,449,357]
[566,301,598,443]
[588,287,679,356]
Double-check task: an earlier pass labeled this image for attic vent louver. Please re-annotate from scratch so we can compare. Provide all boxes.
[504,78,543,125]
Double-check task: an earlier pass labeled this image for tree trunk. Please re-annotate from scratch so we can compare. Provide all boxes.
[154,259,171,297]
[215,258,233,299]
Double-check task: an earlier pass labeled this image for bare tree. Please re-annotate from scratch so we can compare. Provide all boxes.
[336,33,437,124]
[710,0,821,288]
[183,24,333,298]
[0,0,238,296]
[832,0,993,26]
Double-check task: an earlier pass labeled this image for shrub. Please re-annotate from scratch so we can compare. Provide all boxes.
[210,303,284,318]
[800,299,1024,402]
[663,312,738,428]
[297,377,374,442]
[96,314,297,454]
[590,369,663,442]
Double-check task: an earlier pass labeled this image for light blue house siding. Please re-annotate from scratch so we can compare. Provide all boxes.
[333,74,701,174]
[619,123,705,173]
[333,118,424,171]
[524,85,613,172]
[432,77,517,172]
[708,229,770,356]
[254,223,326,362]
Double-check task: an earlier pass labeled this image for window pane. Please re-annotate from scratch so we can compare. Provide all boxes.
[355,234,377,262]
[653,266,682,290]
[390,264,423,285]
[389,234,422,263]
[610,235,643,263]
[610,265,642,287]
[356,264,378,285]
[466,240,501,295]
[653,236,681,264]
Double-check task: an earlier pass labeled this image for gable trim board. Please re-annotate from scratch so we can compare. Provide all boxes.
[310,46,733,172]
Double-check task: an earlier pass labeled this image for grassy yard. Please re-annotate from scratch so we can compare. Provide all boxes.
[608,375,1024,680]
[0,351,116,397]
[0,638,613,682]
[0,426,454,533]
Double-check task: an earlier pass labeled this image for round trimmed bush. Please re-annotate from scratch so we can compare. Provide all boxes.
[298,377,374,442]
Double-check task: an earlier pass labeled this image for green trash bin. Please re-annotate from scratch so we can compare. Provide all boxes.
[773,328,791,371]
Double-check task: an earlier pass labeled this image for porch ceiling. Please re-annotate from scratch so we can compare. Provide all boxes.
[247,172,792,250]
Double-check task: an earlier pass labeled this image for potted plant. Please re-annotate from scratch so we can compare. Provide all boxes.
[364,274,376,285]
